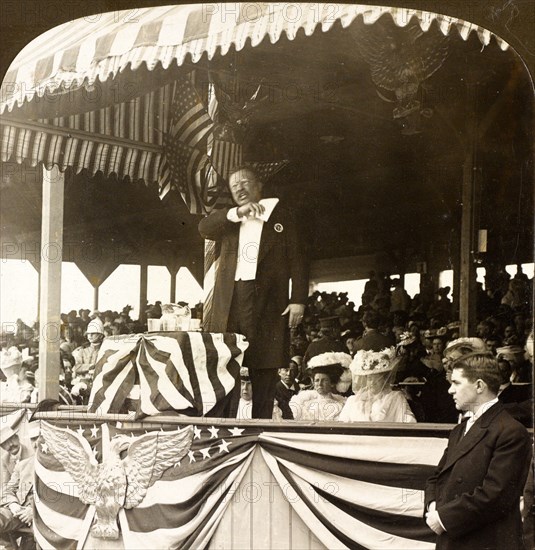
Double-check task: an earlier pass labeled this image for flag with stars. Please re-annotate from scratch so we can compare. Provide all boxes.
[33,420,261,550]
[159,75,213,212]
[32,418,449,550]
[111,422,261,549]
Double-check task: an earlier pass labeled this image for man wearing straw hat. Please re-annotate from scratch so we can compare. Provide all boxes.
[199,165,309,418]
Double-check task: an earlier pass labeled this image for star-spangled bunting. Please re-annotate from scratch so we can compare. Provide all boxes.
[31,417,448,550]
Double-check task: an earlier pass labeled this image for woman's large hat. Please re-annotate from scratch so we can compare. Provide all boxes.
[307,352,352,391]
[350,347,397,375]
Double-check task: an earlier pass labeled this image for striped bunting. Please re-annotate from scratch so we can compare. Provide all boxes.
[88,332,248,415]
[1,83,172,185]
[258,432,448,549]
[32,419,450,549]
[33,423,103,549]
[34,420,260,549]
[202,238,220,330]
[1,4,509,114]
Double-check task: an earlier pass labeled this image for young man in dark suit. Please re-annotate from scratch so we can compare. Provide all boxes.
[425,352,532,550]
[198,166,309,418]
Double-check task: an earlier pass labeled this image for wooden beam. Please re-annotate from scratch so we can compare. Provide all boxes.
[93,286,99,312]
[459,85,478,336]
[168,266,179,303]
[3,118,162,153]
[38,166,63,400]
[139,263,148,324]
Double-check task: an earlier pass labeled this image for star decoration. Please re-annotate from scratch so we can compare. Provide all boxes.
[219,440,231,453]
[76,426,85,437]
[228,427,244,437]
[90,425,99,438]
[193,426,202,440]
[173,460,181,468]
[188,451,196,463]
[200,447,211,460]
[208,426,219,439]
[40,442,49,454]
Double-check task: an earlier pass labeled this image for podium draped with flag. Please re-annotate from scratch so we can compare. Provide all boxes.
[87,332,248,417]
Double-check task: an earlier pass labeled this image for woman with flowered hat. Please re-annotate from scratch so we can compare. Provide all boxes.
[338,347,416,423]
[289,352,351,421]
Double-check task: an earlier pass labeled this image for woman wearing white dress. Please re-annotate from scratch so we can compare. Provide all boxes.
[290,352,351,421]
[338,347,416,423]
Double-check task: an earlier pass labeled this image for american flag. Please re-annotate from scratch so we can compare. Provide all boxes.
[159,76,214,213]
[87,332,248,417]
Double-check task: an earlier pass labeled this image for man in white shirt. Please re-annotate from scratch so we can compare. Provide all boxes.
[425,352,531,550]
[198,166,309,418]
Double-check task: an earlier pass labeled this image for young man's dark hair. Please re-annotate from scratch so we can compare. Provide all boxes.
[452,352,502,395]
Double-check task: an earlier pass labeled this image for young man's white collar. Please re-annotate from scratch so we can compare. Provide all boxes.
[464,397,499,434]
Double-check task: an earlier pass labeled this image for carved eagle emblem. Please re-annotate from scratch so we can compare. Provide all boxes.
[40,421,194,540]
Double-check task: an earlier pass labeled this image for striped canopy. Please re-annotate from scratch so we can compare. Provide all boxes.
[0,3,509,210]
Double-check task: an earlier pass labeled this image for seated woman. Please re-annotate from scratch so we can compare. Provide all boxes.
[338,347,416,423]
[289,352,351,421]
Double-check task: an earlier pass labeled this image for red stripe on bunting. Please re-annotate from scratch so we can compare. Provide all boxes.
[33,507,78,550]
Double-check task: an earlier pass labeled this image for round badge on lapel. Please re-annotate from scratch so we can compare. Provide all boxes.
[274,223,284,233]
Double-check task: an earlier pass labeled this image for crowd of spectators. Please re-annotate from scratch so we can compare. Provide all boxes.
[0,267,532,423]
[278,267,532,425]
[0,301,203,407]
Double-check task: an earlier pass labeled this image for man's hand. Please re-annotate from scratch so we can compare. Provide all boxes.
[282,303,305,328]
[425,507,445,535]
[8,503,22,517]
[237,202,265,219]
[17,506,33,525]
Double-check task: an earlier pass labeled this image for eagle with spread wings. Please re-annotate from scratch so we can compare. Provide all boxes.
[353,19,449,122]
[40,421,194,540]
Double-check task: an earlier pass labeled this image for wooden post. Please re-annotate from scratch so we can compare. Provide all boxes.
[459,84,478,336]
[202,239,218,329]
[93,285,99,312]
[139,263,148,324]
[38,166,64,400]
[168,267,179,303]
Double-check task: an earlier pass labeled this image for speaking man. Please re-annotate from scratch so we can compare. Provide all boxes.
[198,166,309,418]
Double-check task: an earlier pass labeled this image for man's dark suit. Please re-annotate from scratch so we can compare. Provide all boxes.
[275,380,299,419]
[199,203,309,415]
[498,382,531,404]
[425,402,532,550]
